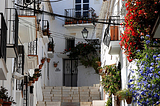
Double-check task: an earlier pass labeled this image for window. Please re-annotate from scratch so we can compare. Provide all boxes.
[75,0,89,18]
[66,38,75,50]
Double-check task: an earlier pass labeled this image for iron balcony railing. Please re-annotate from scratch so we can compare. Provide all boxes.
[28,38,37,55]
[17,9,35,16]
[64,7,95,24]
[0,13,7,62]
[42,20,50,37]
[7,8,19,51]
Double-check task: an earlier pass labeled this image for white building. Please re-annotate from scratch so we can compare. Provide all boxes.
[0,0,104,106]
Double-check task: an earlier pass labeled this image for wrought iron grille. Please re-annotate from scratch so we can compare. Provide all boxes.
[28,39,37,55]
[7,8,19,49]
[0,13,7,62]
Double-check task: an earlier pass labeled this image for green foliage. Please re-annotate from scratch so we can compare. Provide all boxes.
[0,86,16,104]
[116,89,132,100]
[65,42,100,73]
[101,65,121,96]
[106,97,112,106]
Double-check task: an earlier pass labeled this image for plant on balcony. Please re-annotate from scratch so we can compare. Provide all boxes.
[119,0,159,62]
[128,35,160,105]
[101,65,121,96]
[64,42,100,73]
[39,64,43,69]
[116,89,132,104]
[47,58,51,63]
[41,58,46,64]
[48,41,54,52]
[0,86,16,106]
[34,68,41,74]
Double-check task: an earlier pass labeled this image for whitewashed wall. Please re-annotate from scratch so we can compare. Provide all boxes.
[47,0,103,87]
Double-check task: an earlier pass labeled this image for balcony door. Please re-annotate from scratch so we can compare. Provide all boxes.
[63,59,78,87]
[75,0,89,18]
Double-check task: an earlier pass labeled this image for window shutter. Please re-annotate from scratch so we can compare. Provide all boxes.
[110,26,119,40]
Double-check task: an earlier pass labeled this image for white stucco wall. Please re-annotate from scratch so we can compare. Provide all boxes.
[77,66,100,87]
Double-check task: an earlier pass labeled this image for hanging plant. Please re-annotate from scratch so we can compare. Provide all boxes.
[64,42,100,73]
[101,65,121,96]
[120,0,159,62]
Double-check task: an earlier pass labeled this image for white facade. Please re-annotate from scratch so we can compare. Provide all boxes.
[48,0,103,87]
[99,0,132,106]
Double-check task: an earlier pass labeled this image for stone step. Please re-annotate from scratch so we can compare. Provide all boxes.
[61,102,80,106]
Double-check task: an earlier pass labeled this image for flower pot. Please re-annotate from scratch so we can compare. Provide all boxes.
[0,99,3,106]
[47,58,51,63]
[35,77,39,81]
[39,64,43,69]
[41,58,45,64]
[54,63,58,67]
[126,97,132,104]
[78,20,82,24]
[96,61,101,67]
[99,69,103,73]
[3,101,11,106]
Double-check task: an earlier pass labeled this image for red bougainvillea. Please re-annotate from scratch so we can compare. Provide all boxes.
[120,0,159,62]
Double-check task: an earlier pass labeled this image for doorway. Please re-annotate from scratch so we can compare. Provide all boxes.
[63,59,78,87]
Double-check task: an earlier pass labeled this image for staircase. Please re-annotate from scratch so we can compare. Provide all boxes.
[36,84,105,106]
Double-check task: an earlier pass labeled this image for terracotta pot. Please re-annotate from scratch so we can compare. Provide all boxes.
[97,61,101,67]
[126,97,132,104]
[99,69,103,73]
[41,58,45,64]
[39,64,43,69]
[0,99,3,106]
[35,77,39,81]
[54,63,58,67]
[78,20,82,24]
[47,58,51,63]
[3,101,11,106]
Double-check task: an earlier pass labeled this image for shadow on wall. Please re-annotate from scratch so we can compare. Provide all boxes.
[78,66,100,87]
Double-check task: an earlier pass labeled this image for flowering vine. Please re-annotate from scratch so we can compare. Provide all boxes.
[120,0,159,62]
[129,35,160,105]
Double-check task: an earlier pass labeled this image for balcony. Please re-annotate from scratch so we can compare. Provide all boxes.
[108,25,121,55]
[27,39,38,69]
[64,7,96,28]
[48,37,54,58]
[6,9,19,58]
[0,13,8,80]
[42,20,50,43]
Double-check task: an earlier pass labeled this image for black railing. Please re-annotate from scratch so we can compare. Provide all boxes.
[0,13,7,62]
[42,20,50,37]
[17,9,35,16]
[7,8,19,50]
[28,38,37,55]
[48,37,54,52]
[64,7,95,24]
[18,45,25,75]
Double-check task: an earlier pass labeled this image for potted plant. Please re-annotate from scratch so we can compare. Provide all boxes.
[0,86,16,106]
[3,96,16,106]
[39,64,43,69]
[97,66,103,74]
[48,41,54,52]
[34,68,41,74]
[47,58,51,63]
[41,58,45,64]
[101,65,121,97]
[116,89,132,104]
